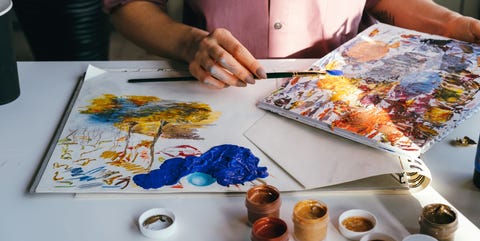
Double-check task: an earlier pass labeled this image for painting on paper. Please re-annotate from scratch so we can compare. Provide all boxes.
[258,23,480,158]
[33,65,295,193]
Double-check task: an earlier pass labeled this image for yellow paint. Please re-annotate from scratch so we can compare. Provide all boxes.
[317,75,360,104]
[53,171,64,181]
[424,107,453,124]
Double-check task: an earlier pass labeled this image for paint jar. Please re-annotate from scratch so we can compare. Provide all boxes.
[292,199,329,241]
[419,203,458,241]
[245,185,282,225]
[473,134,480,189]
[338,209,377,240]
[251,217,289,241]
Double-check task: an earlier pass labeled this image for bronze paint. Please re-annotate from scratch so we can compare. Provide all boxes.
[251,217,289,241]
[245,185,281,225]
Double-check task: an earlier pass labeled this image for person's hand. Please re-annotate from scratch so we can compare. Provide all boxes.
[187,28,267,88]
[447,16,480,43]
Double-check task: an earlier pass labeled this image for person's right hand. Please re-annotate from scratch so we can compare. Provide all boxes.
[187,28,267,88]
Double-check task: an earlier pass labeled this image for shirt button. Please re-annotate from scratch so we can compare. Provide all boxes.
[273,22,282,30]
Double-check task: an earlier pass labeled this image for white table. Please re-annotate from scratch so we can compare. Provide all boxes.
[1,60,479,241]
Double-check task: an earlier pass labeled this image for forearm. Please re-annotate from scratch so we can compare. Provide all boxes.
[369,0,463,38]
[110,1,208,62]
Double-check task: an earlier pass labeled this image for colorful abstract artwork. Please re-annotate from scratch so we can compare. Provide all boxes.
[33,66,284,193]
[258,23,480,157]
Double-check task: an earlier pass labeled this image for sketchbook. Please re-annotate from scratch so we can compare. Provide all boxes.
[32,64,308,194]
[257,23,480,159]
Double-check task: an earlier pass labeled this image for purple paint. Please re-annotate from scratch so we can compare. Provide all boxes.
[133,144,268,189]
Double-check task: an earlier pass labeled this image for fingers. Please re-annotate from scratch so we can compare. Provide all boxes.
[449,16,480,43]
[189,28,266,88]
[212,29,267,79]
[189,61,228,89]
[468,17,480,43]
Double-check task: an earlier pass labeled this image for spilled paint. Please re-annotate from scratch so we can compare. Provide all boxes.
[132,144,268,189]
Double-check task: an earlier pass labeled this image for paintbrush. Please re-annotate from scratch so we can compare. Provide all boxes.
[127,69,343,83]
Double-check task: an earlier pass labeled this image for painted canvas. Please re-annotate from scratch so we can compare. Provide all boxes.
[258,23,480,158]
[33,65,302,193]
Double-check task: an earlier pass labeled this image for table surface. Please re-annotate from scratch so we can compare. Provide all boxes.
[1,60,479,241]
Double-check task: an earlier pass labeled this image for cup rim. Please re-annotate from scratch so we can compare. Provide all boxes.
[0,0,12,16]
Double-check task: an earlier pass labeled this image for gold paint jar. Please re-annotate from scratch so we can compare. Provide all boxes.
[292,199,329,241]
[419,203,458,241]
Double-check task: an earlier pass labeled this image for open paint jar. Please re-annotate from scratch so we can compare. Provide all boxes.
[338,209,377,240]
[245,185,282,225]
[292,199,329,241]
[419,203,457,241]
[251,217,289,241]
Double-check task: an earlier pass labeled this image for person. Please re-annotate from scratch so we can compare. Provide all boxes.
[103,0,480,88]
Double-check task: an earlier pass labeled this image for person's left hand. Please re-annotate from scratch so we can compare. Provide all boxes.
[447,16,480,43]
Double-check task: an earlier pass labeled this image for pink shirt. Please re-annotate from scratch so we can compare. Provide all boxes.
[104,0,379,58]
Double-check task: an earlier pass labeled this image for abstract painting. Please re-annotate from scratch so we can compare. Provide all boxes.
[33,65,295,193]
[258,23,480,158]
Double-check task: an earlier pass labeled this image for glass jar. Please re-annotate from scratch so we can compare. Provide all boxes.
[292,199,329,241]
[245,185,282,225]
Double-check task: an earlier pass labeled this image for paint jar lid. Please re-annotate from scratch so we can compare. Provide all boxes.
[138,208,176,239]
[0,0,12,16]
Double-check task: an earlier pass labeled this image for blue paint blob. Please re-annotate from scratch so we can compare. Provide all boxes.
[133,144,268,189]
[399,71,442,96]
[326,69,343,76]
[187,172,216,186]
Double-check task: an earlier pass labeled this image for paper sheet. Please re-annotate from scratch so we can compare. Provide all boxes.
[245,113,407,189]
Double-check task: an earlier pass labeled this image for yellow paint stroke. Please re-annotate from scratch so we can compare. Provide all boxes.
[82,94,161,114]
[53,162,70,170]
[108,159,148,174]
[325,60,342,71]
[317,75,360,104]
[102,150,148,173]
[388,41,401,49]
[424,107,453,125]
[416,123,439,137]
[104,174,122,185]
[53,171,64,181]
[74,158,95,166]
[60,146,73,160]
[369,28,379,37]
[345,40,389,62]
[437,82,465,103]
[101,150,123,160]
